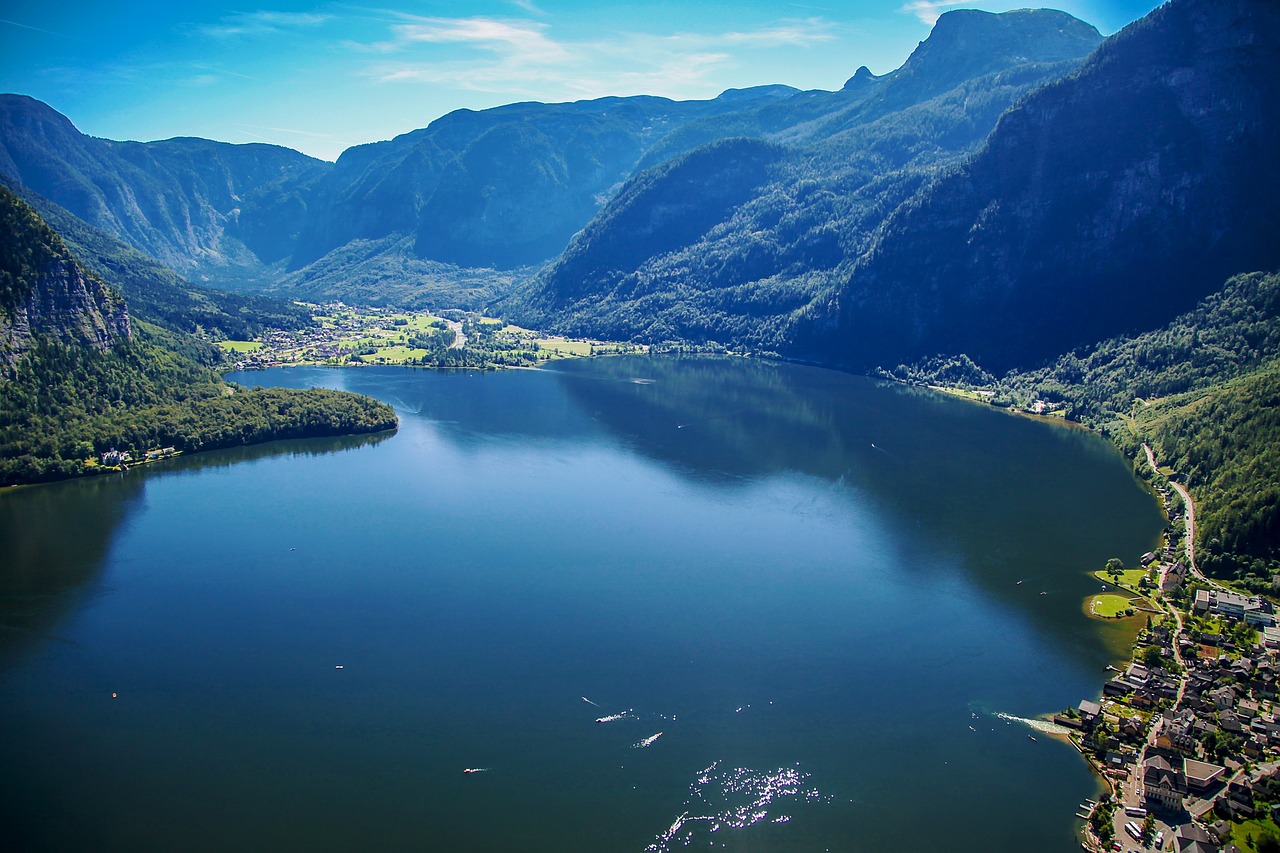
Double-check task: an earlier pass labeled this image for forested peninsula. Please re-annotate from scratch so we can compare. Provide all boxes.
[0,185,396,486]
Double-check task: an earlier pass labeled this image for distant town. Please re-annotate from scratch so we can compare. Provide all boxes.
[1070,449,1280,853]
[216,302,645,371]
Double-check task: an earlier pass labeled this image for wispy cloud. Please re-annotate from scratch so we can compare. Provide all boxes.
[0,15,84,41]
[508,0,547,16]
[368,15,570,64]
[898,0,967,26]
[360,14,837,100]
[199,9,334,39]
[236,122,334,139]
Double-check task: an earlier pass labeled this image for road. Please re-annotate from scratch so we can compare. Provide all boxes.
[446,320,466,349]
[1142,443,1219,589]
[1103,445,1205,849]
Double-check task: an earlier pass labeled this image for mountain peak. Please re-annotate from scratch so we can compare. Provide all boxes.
[898,8,1102,91]
[841,66,880,91]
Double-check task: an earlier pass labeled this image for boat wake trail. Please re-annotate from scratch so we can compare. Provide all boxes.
[995,712,1071,736]
[581,696,601,707]
[595,709,634,723]
[632,732,664,749]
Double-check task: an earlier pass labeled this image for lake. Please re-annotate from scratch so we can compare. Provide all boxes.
[0,356,1165,852]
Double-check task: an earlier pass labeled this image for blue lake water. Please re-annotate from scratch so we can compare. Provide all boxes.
[0,356,1165,851]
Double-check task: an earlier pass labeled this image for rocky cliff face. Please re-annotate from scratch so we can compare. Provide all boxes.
[1,185,130,370]
[801,0,1280,372]
[0,258,131,369]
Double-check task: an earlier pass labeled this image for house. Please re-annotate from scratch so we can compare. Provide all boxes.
[1162,562,1188,593]
[1195,589,1212,613]
[1175,822,1218,853]
[1209,685,1238,710]
[1144,755,1187,811]
[1243,734,1268,760]
[1078,699,1102,724]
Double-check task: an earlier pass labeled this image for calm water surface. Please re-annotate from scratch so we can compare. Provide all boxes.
[0,357,1165,852]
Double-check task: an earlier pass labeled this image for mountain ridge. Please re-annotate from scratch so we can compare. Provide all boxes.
[796,0,1280,373]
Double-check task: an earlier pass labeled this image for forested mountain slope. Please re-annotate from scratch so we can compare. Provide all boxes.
[798,0,1280,373]
[0,185,395,486]
[0,95,328,282]
[901,269,1280,591]
[3,178,313,344]
[511,8,1104,347]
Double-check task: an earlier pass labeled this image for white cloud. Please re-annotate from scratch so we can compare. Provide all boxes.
[508,0,547,16]
[359,14,839,101]
[373,16,570,64]
[199,10,334,39]
[898,0,968,26]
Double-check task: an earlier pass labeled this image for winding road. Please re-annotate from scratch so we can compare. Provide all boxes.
[1143,443,1219,589]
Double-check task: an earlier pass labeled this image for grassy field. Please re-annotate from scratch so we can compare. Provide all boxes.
[357,345,430,363]
[221,304,643,370]
[1090,594,1136,618]
[1093,568,1152,590]
[217,340,264,353]
[1231,817,1280,852]
[536,338,594,356]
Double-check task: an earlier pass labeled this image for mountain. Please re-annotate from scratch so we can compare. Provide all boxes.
[796,0,1280,373]
[2,178,314,344]
[988,268,1280,588]
[286,88,800,273]
[512,8,1104,346]
[0,183,129,369]
[0,184,396,485]
[0,8,1104,308]
[0,95,329,283]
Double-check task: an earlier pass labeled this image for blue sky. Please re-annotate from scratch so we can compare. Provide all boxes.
[0,1,1162,161]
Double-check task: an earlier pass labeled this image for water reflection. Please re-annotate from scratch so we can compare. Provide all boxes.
[545,355,1165,661]
[0,431,392,661]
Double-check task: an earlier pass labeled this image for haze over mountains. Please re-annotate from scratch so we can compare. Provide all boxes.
[0,0,1276,379]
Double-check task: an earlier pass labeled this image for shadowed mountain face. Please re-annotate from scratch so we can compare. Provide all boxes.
[517,0,1280,377]
[0,184,130,369]
[512,8,1103,346]
[795,0,1280,373]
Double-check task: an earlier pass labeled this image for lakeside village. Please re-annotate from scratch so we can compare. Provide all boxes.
[1066,473,1280,853]
[216,303,646,371]
[89,303,647,473]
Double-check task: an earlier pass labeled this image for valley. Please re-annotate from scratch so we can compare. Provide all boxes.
[216,303,646,371]
[2,0,1278,850]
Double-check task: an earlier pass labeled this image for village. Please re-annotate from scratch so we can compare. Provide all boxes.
[218,302,644,370]
[1068,455,1280,853]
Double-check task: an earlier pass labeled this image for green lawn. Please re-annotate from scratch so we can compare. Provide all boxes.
[1231,817,1280,852]
[362,345,429,363]
[1093,568,1151,590]
[536,338,593,356]
[1090,594,1135,618]
[216,340,263,353]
